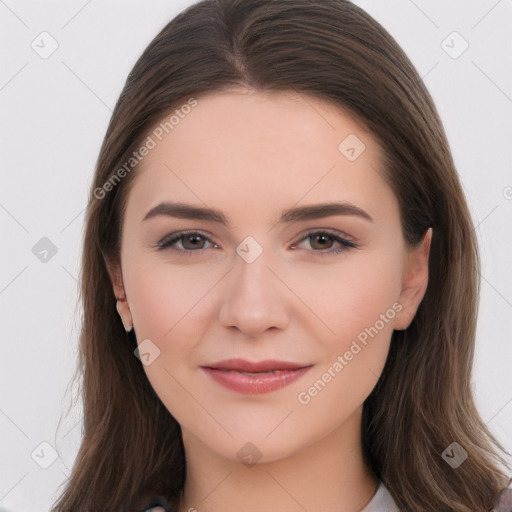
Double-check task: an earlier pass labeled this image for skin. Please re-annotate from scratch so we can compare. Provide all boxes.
[107,88,432,512]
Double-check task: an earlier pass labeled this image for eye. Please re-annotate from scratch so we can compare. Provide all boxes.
[290,230,357,256]
[156,231,218,254]
[156,229,358,257]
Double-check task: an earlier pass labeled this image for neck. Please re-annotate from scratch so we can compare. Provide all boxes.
[177,407,378,512]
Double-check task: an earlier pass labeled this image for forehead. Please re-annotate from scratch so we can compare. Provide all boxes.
[124,88,395,225]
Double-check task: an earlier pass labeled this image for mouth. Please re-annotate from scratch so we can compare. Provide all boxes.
[201,359,313,394]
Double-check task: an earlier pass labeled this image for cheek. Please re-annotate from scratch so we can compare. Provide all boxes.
[124,258,222,411]
[295,273,398,426]
[125,258,215,341]
[288,249,402,344]
[125,261,210,419]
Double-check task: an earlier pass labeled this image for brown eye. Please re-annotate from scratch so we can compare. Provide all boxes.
[181,234,207,250]
[157,231,216,253]
[292,230,357,256]
[308,233,335,250]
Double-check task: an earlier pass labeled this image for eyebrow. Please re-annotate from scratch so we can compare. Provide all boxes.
[142,201,374,226]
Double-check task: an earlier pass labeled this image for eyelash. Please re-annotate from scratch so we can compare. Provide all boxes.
[156,229,358,257]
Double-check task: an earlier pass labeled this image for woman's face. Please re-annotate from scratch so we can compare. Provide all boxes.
[110,88,430,464]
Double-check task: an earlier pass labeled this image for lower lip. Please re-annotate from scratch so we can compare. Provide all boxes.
[201,366,312,394]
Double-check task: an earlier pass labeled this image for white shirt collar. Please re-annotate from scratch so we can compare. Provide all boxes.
[361,482,400,512]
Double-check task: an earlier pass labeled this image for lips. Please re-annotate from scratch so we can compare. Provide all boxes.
[205,358,308,372]
[201,358,313,394]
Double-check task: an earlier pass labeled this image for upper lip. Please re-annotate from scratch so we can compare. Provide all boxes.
[203,358,311,372]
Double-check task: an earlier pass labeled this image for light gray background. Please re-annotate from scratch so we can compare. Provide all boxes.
[1,0,511,510]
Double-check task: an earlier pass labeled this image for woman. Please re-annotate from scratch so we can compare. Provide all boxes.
[51,0,511,511]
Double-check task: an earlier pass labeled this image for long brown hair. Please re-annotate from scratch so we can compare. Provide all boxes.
[51,0,511,510]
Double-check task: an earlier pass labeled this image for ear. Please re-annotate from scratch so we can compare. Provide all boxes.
[104,255,133,331]
[393,227,432,331]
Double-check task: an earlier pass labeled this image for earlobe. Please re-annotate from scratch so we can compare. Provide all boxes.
[394,227,433,331]
[116,300,133,333]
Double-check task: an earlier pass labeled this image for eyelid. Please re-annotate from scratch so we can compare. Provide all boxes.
[156,228,358,254]
[294,228,356,245]
[156,229,216,250]
[291,229,358,255]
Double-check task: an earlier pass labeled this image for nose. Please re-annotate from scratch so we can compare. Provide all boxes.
[217,247,290,338]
